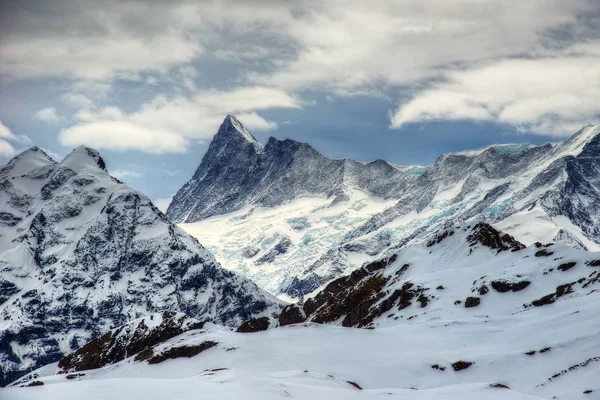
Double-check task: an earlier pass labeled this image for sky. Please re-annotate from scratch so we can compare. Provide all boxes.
[1,0,600,210]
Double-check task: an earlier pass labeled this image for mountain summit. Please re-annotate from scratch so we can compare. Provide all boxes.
[219,114,262,148]
[166,114,408,223]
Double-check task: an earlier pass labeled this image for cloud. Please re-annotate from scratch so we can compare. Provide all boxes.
[3,0,600,142]
[0,120,31,157]
[110,169,143,180]
[5,0,590,90]
[391,42,600,136]
[0,120,16,140]
[153,197,173,213]
[178,65,199,92]
[35,107,62,123]
[63,93,95,109]
[74,106,124,122]
[0,120,18,157]
[247,0,594,91]
[0,141,16,157]
[60,120,188,154]
[60,86,301,153]
[0,1,203,82]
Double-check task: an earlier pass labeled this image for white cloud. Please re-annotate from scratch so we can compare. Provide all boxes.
[4,0,590,91]
[69,81,112,98]
[60,86,301,153]
[74,107,124,122]
[35,107,62,123]
[0,1,203,82]
[63,93,95,109]
[0,120,18,157]
[247,0,593,91]
[60,120,188,154]
[2,34,199,81]
[3,0,600,141]
[0,120,17,141]
[0,120,30,157]
[110,169,143,180]
[391,42,600,136]
[0,141,16,158]
[153,197,173,213]
[178,65,199,92]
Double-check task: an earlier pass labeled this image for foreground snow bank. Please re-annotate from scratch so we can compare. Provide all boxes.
[7,285,600,400]
[5,379,543,400]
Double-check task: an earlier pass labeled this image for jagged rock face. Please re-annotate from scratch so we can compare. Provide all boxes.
[7,221,600,399]
[166,115,412,223]
[173,119,600,299]
[540,135,600,240]
[354,144,553,237]
[553,229,588,251]
[236,316,271,333]
[465,222,525,253]
[299,254,431,328]
[278,304,306,326]
[0,147,281,386]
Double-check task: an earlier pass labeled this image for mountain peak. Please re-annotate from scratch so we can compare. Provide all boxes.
[61,145,107,172]
[8,146,54,163]
[1,146,56,178]
[217,114,262,149]
[555,123,600,157]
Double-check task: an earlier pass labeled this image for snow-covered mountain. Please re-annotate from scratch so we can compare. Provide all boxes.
[166,114,413,223]
[297,222,600,328]
[8,223,600,399]
[171,116,600,298]
[0,147,281,386]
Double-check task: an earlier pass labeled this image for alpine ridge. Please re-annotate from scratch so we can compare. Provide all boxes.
[166,114,412,223]
[0,146,281,386]
[171,116,600,297]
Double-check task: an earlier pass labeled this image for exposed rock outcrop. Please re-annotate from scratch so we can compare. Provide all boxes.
[58,312,203,373]
[237,317,271,333]
[279,305,307,326]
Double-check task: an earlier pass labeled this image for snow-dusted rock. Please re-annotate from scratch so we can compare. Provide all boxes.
[56,311,204,373]
[0,147,281,386]
[166,114,412,223]
[297,222,600,328]
[8,223,600,399]
[173,117,600,298]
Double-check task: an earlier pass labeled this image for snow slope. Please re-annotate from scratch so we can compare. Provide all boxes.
[173,117,600,298]
[297,223,600,329]
[7,224,600,399]
[0,147,281,386]
[182,191,397,296]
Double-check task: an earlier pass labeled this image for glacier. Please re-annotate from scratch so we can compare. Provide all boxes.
[170,116,600,298]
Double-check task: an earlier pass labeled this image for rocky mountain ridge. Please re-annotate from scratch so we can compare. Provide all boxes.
[171,116,600,297]
[166,114,413,223]
[0,146,281,386]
